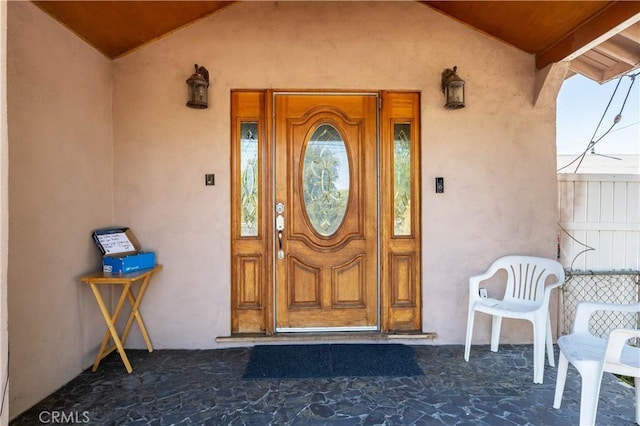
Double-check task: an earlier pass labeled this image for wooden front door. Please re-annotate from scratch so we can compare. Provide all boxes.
[231,90,421,335]
[274,93,379,331]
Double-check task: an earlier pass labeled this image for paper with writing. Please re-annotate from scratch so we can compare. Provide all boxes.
[96,233,135,255]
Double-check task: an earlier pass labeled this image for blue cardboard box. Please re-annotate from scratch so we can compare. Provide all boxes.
[102,251,156,274]
[92,227,156,274]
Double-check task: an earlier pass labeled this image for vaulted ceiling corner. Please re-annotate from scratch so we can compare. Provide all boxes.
[32,1,234,59]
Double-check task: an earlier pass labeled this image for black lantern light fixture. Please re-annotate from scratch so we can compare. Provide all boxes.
[441,66,465,109]
[186,64,209,109]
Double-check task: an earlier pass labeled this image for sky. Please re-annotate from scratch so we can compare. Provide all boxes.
[556,72,639,156]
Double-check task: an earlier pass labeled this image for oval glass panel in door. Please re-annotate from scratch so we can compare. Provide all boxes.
[302,124,350,236]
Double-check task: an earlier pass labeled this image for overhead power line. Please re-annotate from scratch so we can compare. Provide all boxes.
[557,72,638,173]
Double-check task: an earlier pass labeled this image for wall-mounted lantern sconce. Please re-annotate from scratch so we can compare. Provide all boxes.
[441,66,465,109]
[186,64,209,109]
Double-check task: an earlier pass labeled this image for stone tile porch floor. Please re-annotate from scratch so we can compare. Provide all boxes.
[10,344,637,425]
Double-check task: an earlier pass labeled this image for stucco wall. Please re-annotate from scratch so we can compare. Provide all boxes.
[6,0,561,418]
[1,1,9,423]
[7,2,113,417]
[112,1,559,349]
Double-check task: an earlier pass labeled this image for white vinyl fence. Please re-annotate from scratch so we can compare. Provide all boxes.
[557,173,640,335]
[558,174,640,271]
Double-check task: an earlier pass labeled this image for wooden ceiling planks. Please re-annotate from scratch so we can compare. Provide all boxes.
[32,1,233,58]
[535,1,640,70]
[422,1,613,54]
[30,0,640,82]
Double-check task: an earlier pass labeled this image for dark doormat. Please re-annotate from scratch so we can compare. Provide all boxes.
[242,344,424,379]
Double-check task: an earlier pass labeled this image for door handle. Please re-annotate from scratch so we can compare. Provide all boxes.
[276,203,285,260]
[277,229,284,259]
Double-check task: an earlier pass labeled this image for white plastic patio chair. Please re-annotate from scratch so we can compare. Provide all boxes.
[553,301,640,426]
[464,255,565,384]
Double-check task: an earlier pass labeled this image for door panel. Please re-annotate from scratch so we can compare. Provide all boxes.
[274,94,378,330]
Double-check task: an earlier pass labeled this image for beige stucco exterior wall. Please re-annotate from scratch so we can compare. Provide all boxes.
[112,0,559,349]
[1,1,9,424]
[7,1,113,417]
[5,0,561,418]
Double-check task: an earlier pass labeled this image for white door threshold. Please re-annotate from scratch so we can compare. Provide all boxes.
[215,331,437,347]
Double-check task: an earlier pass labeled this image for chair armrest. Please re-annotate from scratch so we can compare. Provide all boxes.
[541,279,564,305]
[573,302,640,335]
[469,268,500,301]
[544,280,563,293]
[469,259,505,289]
[604,328,640,377]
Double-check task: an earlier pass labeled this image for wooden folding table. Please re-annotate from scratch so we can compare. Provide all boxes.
[80,264,162,373]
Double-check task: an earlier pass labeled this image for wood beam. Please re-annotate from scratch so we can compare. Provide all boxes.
[536,2,640,70]
[570,57,606,81]
[594,38,640,66]
[618,22,640,43]
[601,62,637,82]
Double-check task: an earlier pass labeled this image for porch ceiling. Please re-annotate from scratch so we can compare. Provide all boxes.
[32,0,640,83]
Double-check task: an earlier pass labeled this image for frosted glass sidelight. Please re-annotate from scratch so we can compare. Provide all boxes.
[240,122,259,237]
[302,124,350,236]
[394,123,411,236]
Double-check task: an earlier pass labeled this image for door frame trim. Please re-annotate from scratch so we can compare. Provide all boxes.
[230,90,422,336]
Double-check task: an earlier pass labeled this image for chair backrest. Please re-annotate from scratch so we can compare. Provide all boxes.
[492,255,565,306]
[573,302,640,335]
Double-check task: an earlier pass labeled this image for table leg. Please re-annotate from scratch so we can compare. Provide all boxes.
[92,289,120,370]
[121,274,154,352]
[88,282,133,373]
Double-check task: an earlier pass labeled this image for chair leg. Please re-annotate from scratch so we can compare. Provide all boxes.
[635,377,639,425]
[545,315,555,367]
[577,367,604,426]
[464,308,475,361]
[533,319,546,384]
[490,315,502,353]
[553,352,568,409]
